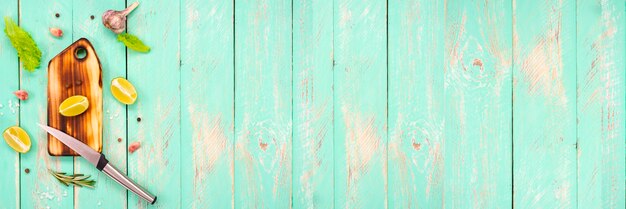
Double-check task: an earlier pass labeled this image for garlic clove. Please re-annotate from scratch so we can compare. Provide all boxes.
[13,90,28,100]
[128,141,141,153]
[49,27,63,37]
[102,2,139,34]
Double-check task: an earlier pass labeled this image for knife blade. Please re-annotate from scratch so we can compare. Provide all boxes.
[39,124,157,204]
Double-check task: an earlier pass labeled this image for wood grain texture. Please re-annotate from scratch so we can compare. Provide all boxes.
[577,0,625,208]
[513,0,577,208]
[19,0,75,208]
[292,0,334,208]
[181,0,234,208]
[444,0,513,208]
[2,1,626,208]
[126,0,181,208]
[72,0,128,208]
[388,0,444,208]
[47,38,102,156]
[0,1,19,208]
[333,0,387,208]
[234,0,292,208]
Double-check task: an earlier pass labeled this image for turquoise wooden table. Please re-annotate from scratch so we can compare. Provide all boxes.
[0,0,624,208]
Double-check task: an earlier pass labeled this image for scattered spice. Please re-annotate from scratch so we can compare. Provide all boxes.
[472,58,483,68]
[13,90,28,100]
[3,17,42,71]
[412,142,421,151]
[117,33,150,53]
[128,141,140,153]
[49,27,63,38]
[8,100,19,114]
[24,168,30,174]
[48,169,96,188]
[102,2,139,34]
[117,137,122,142]
[37,188,56,201]
[259,142,268,151]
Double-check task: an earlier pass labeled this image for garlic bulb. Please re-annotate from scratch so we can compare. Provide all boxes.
[102,2,139,34]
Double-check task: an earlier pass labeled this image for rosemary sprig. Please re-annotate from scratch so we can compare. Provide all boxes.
[48,169,96,188]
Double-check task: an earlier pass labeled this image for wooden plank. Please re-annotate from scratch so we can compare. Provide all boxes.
[72,0,127,208]
[0,1,20,208]
[180,0,234,208]
[19,1,75,208]
[126,0,180,208]
[443,0,513,208]
[577,0,625,208]
[292,0,334,208]
[388,0,444,208]
[513,0,577,208]
[234,0,292,208]
[333,0,387,208]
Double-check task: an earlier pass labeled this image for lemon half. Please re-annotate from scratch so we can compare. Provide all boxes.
[59,95,89,117]
[111,77,137,105]
[3,126,31,153]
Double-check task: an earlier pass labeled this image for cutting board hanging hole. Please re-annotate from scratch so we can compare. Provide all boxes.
[75,47,87,60]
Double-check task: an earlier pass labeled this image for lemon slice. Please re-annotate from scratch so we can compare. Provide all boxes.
[111,77,137,105]
[59,95,89,117]
[3,126,31,153]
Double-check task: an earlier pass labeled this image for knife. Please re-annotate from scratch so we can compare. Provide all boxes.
[39,124,157,204]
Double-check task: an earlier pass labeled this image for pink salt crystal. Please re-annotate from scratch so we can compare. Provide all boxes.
[49,27,63,37]
[128,141,141,153]
[13,90,28,100]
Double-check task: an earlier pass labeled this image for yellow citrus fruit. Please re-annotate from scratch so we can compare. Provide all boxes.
[3,126,31,153]
[59,95,89,117]
[111,77,137,105]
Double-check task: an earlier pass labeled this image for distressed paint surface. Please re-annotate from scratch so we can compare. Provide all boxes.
[388,0,444,208]
[126,0,181,208]
[513,0,577,208]
[333,0,387,208]
[181,0,234,208]
[72,0,128,208]
[577,0,625,208]
[19,1,75,209]
[443,0,513,208]
[0,0,625,209]
[293,0,334,208]
[234,0,293,208]
[0,1,19,208]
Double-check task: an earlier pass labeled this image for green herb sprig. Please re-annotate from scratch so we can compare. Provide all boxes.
[48,169,96,188]
[117,33,150,53]
[3,17,41,71]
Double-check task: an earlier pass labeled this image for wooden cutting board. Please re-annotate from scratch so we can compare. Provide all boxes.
[48,38,102,156]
